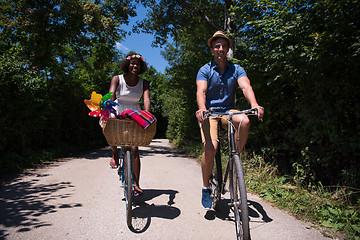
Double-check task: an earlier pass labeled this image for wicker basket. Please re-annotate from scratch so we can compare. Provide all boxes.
[102,118,156,147]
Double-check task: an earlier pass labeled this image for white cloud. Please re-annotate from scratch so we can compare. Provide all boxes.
[115,42,129,52]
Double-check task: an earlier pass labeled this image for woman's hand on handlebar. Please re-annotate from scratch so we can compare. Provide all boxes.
[196,109,207,123]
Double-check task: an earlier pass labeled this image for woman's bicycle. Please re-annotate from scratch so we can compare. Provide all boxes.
[102,118,156,228]
[117,147,134,227]
[204,108,258,240]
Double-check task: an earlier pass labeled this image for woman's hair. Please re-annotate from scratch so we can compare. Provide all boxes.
[120,52,148,74]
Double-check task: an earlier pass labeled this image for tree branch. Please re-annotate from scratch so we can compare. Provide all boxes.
[174,0,223,31]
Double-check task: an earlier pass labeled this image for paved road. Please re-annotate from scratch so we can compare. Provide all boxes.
[0,139,332,240]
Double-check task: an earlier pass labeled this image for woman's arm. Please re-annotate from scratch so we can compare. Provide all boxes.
[143,80,151,112]
[109,75,120,100]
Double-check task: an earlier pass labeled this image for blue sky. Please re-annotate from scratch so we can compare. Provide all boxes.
[115,6,169,73]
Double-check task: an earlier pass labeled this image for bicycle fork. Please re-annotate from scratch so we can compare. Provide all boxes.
[227,153,241,208]
[118,147,134,186]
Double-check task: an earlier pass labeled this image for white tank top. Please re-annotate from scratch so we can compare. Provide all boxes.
[115,74,143,114]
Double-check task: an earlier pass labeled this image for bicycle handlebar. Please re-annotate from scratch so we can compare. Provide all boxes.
[203,108,258,119]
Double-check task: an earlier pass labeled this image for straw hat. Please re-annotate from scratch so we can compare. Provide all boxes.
[207,30,232,48]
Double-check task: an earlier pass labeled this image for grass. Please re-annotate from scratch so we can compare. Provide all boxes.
[177,140,360,240]
[241,151,360,240]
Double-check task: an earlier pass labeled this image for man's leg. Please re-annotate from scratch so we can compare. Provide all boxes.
[201,140,218,188]
[233,114,250,152]
[201,140,218,209]
[199,117,219,209]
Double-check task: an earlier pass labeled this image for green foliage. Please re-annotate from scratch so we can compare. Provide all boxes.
[230,0,360,187]
[0,0,135,71]
[136,0,225,47]
[148,26,214,146]
[135,1,223,146]
[0,46,47,152]
[244,152,360,239]
[0,0,136,174]
[141,66,169,138]
[138,0,360,188]
[317,202,360,235]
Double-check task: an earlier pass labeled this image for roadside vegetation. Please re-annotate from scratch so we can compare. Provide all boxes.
[1,0,359,238]
[242,151,360,240]
[178,140,360,240]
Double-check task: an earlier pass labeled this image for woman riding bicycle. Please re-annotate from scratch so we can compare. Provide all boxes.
[195,31,264,209]
[108,52,150,196]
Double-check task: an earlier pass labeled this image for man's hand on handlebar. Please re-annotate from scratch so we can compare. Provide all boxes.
[196,109,207,123]
[252,105,264,121]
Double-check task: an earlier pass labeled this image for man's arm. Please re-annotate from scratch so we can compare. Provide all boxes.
[196,80,208,123]
[237,76,264,120]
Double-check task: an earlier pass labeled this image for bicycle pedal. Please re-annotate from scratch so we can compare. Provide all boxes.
[221,185,228,194]
[228,201,240,207]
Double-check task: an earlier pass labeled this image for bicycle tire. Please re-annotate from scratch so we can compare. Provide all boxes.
[230,154,250,240]
[124,149,132,227]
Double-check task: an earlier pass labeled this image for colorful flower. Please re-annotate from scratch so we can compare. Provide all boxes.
[126,54,144,61]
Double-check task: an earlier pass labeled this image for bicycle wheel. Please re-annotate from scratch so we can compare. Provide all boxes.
[210,146,222,210]
[230,154,250,240]
[124,149,133,227]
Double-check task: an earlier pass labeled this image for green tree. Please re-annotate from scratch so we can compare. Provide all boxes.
[136,1,232,145]
[140,66,168,138]
[137,0,360,187]
[0,0,136,173]
[229,0,360,186]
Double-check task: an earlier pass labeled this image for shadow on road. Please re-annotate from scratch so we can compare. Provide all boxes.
[76,139,191,161]
[0,176,82,239]
[248,200,273,223]
[203,198,273,225]
[127,189,180,233]
[139,140,192,159]
[62,139,193,163]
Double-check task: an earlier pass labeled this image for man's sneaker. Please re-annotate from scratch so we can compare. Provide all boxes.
[201,188,212,209]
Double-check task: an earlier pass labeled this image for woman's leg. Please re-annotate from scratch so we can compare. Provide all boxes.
[131,147,142,192]
[110,146,120,168]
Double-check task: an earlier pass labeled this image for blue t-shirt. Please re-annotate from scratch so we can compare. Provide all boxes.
[196,60,247,111]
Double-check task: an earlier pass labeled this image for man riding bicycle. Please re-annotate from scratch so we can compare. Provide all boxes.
[195,31,264,209]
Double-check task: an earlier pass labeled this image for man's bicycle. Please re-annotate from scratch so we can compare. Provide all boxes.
[204,108,258,240]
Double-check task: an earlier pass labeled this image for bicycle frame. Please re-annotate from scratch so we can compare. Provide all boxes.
[117,147,134,184]
[204,108,257,240]
[205,108,258,193]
